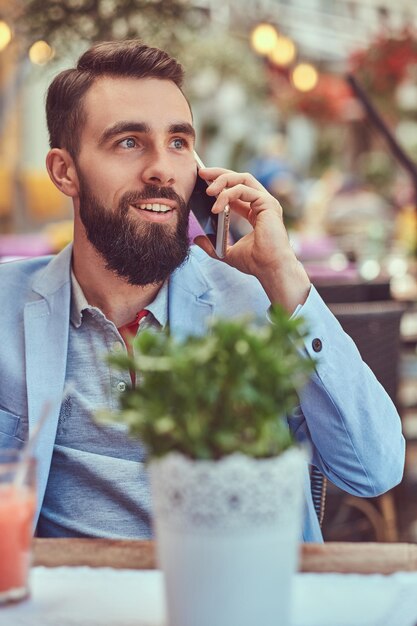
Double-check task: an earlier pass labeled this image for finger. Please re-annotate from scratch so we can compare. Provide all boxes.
[229,199,251,219]
[212,184,279,214]
[197,167,230,182]
[199,168,266,194]
[208,173,265,196]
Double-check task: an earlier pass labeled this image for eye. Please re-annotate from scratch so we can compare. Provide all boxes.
[119,137,137,149]
[171,137,186,150]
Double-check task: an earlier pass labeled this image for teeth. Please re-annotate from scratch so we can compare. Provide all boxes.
[137,203,172,213]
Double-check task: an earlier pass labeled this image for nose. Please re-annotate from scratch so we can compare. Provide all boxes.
[140,148,175,187]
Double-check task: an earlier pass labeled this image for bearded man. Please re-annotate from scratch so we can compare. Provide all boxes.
[0,40,404,542]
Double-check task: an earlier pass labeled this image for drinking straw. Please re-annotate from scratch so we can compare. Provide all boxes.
[13,381,77,488]
[13,400,52,489]
[13,338,114,489]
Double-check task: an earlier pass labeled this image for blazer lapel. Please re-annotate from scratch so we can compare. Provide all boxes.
[23,245,213,521]
[168,248,215,340]
[24,245,72,521]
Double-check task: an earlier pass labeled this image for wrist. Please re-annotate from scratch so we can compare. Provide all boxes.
[258,257,311,314]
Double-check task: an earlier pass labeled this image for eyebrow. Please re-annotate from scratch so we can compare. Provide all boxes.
[98,121,196,146]
[168,123,196,140]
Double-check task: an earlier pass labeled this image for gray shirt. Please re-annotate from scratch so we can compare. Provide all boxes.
[37,273,168,538]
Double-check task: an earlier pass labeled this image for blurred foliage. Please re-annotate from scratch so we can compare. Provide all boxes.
[268,66,353,126]
[309,130,339,178]
[97,305,315,460]
[19,0,265,100]
[20,0,201,53]
[349,27,417,120]
[357,150,395,196]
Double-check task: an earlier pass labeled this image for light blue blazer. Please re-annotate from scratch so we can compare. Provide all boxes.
[0,244,405,541]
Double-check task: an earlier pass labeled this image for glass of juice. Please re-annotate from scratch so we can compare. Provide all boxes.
[0,449,36,605]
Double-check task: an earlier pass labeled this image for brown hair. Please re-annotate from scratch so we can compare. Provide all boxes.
[46,40,185,158]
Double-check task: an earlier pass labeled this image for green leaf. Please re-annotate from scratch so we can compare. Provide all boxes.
[96,304,315,460]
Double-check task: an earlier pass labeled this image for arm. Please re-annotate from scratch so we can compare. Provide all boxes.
[194,167,405,496]
[194,167,311,314]
[291,286,405,496]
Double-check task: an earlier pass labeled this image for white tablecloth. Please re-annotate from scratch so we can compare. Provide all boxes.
[1,566,417,626]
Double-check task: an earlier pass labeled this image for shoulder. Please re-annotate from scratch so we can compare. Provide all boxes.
[0,255,54,288]
[0,256,55,326]
[184,246,270,314]
[187,245,260,284]
[0,244,72,296]
[187,246,260,285]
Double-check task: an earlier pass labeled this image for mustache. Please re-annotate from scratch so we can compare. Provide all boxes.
[119,186,186,214]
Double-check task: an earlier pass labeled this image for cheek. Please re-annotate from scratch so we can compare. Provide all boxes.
[78,156,120,196]
[87,172,123,207]
[184,172,197,203]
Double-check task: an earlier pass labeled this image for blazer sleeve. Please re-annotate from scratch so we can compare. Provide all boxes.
[288,286,405,497]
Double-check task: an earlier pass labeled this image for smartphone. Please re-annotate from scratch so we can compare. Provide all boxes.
[189,152,230,258]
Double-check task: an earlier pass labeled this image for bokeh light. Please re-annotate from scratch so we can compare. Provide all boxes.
[29,40,54,65]
[0,21,12,52]
[250,23,278,56]
[359,258,381,281]
[291,63,319,92]
[268,36,296,67]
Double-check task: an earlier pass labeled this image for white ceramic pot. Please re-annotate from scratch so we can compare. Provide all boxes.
[150,447,306,626]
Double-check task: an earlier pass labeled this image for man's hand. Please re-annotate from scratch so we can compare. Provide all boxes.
[193,167,311,314]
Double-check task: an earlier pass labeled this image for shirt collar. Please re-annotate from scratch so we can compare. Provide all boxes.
[144,280,168,329]
[70,269,169,330]
[70,269,89,328]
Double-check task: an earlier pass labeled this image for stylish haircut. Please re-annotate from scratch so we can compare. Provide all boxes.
[46,40,185,158]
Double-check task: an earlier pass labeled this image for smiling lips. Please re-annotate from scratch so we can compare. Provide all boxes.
[137,203,173,213]
[130,200,176,222]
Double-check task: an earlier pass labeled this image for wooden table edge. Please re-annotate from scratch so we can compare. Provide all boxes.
[32,539,417,574]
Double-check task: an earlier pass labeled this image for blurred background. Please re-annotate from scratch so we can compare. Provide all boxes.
[2,0,417,542]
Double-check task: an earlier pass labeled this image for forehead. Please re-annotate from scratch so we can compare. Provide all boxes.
[81,76,193,138]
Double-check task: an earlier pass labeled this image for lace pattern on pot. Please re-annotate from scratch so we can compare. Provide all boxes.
[150,449,306,533]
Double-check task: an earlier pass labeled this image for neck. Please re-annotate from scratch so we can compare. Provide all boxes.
[72,228,162,328]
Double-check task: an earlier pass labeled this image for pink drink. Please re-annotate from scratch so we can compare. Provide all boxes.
[0,456,36,604]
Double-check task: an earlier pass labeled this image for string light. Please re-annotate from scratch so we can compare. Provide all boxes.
[0,21,12,52]
[29,40,54,65]
[291,63,319,92]
[269,36,296,67]
[250,23,278,56]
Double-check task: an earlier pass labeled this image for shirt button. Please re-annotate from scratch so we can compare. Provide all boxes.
[112,342,124,353]
[312,338,322,353]
[117,381,127,392]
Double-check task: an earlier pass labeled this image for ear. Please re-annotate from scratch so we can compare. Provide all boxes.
[46,148,79,198]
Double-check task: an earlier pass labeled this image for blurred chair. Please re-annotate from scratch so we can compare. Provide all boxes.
[321,300,406,541]
[311,465,327,528]
[314,278,391,305]
[315,280,367,304]
[329,301,405,407]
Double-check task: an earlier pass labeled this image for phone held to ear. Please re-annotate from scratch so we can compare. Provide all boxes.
[191,152,230,259]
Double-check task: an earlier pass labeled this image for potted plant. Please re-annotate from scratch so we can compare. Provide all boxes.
[100,305,315,626]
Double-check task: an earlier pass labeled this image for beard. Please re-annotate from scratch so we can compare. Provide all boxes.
[77,174,191,286]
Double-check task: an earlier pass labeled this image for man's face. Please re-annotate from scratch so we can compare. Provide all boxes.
[74,76,197,285]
